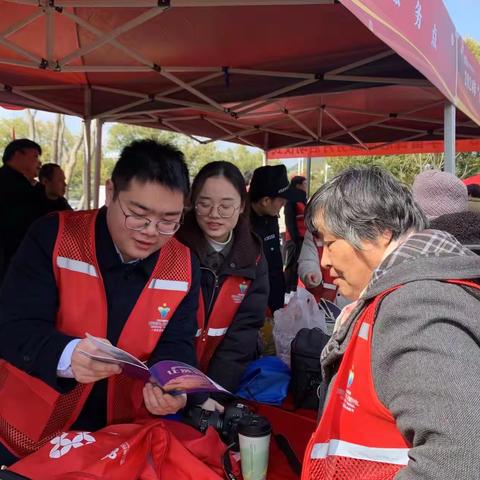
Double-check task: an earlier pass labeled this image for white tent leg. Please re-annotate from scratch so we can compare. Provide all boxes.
[305,156,312,197]
[444,102,456,174]
[83,118,92,209]
[94,119,103,208]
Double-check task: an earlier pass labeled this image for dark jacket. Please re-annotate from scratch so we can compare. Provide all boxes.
[0,165,47,283]
[250,208,285,313]
[321,230,480,479]
[42,195,73,214]
[430,210,480,248]
[0,208,200,435]
[177,212,269,393]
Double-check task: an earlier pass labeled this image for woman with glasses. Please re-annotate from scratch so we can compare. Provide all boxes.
[177,161,269,408]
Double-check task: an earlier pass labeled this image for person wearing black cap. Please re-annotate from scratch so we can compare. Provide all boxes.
[249,164,293,313]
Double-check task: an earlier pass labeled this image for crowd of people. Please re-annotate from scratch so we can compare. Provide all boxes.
[0,139,71,283]
[0,137,479,480]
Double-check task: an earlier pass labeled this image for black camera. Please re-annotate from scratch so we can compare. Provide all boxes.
[183,401,253,449]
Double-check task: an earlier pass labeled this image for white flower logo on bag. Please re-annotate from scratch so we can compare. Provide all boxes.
[49,432,96,459]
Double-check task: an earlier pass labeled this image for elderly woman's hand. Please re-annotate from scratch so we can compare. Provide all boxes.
[304,271,321,288]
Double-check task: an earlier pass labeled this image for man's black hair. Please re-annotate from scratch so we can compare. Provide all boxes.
[111,139,190,197]
[2,138,42,164]
[39,163,61,182]
[290,175,306,188]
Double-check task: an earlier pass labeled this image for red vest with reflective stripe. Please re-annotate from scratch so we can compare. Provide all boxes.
[285,201,306,241]
[302,279,480,480]
[196,276,251,373]
[307,243,338,302]
[0,210,191,458]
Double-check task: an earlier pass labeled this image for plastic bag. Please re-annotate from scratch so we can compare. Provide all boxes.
[272,288,327,367]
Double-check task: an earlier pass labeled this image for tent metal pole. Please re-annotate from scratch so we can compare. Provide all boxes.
[444,102,456,174]
[83,87,92,209]
[83,118,92,209]
[93,119,103,209]
[305,156,312,197]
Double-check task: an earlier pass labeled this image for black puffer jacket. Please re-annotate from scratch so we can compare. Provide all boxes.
[250,209,285,313]
[176,212,269,393]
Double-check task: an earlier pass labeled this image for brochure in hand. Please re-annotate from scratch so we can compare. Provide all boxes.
[79,333,230,396]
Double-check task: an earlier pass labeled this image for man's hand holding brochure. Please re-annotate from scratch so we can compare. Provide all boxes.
[78,333,230,396]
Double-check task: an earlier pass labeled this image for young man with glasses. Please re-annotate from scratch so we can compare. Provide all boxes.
[0,140,200,466]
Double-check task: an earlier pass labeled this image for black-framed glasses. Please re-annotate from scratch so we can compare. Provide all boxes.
[194,201,241,219]
[117,197,182,236]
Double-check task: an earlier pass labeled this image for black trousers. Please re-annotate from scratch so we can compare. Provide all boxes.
[284,239,302,293]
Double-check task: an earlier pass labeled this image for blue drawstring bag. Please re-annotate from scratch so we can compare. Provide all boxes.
[235,356,291,405]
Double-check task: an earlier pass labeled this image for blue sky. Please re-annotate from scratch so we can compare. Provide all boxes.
[444,0,480,41]
[1,2,479,138]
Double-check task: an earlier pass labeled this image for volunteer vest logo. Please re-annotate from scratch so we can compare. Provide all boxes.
[148,303,171,332]
[231,281,248,304]
[49,432,96,459]
[340,367,359,414]
[347,368,355,388]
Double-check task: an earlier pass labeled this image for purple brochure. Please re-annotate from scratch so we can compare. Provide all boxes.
[80,333,230,395]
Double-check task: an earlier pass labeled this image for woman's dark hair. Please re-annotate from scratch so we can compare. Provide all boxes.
[190,161,247,210]
[111,139,190,198]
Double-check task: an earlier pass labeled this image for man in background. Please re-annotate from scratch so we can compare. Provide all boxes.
[283,175,307,292]
[0,138,44,283]
[39,163,72,213]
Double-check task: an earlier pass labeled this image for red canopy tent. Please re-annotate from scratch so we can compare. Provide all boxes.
[268,139,480,159]
[464,174,480,186]
[0,1,479,205]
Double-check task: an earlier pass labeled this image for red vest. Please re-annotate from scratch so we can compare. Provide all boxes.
[196,276,251,372]
[307,242,338,302]
[285,201,306,241]
[0,210,192,458]
[302,279,480,480]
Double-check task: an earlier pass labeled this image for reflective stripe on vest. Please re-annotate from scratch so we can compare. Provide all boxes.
[149,279,189,291]
[310,440,409,465]
[0,210,192,457]
[196,276,251,373]
[56,256,98,277]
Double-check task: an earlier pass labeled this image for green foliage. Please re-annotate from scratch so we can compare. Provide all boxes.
[105,123,263,177]
[465,38,480,61]
[0,118,28,152]
[309,150,480,193]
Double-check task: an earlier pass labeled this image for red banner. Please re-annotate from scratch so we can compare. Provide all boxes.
[338,0,480,126]
[267,139,480,160]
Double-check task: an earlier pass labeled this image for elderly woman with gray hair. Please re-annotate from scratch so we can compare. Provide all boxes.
[301,166,480,480]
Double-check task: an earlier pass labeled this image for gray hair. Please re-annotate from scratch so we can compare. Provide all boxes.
[305,166,428,249]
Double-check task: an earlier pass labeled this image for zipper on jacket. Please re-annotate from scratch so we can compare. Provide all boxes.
[200,267,220,329]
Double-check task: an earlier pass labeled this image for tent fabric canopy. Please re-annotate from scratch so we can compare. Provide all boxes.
[268,139,480,159]
[0,0,479,152]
